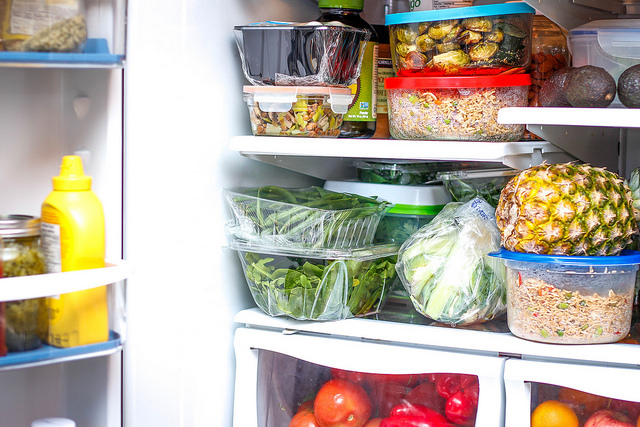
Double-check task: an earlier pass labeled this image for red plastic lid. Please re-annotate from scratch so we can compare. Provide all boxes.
[385,74,532,89]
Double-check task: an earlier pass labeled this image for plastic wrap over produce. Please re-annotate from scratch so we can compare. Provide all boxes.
[395,197,507,325]
[233,21,370,86]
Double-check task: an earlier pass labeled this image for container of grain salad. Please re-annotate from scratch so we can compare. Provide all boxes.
[243,86,353,137]
[489,248,640,344]
[385,74,530,141]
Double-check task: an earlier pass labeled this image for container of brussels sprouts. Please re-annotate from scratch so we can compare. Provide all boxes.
[229,237,400,321]
[437,168,517,208]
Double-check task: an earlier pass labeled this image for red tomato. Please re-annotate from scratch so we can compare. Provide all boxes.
[445,390,477,426]
[405,382,447,412]
[314,378,372,427]
[290,409,320,427]
[436,375,462,400]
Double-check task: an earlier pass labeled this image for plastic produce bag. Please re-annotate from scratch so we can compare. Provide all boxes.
[395,197,506,325]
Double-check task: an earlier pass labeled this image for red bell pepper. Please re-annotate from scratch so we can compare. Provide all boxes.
[380,403,454,427]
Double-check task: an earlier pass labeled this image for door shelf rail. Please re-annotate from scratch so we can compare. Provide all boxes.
[0,260,131,302]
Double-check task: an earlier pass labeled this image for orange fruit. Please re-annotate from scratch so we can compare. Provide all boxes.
[637,414,640,427]
[531,400,579,427]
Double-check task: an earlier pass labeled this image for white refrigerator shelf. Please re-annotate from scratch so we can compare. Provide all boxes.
[234,307,640,368]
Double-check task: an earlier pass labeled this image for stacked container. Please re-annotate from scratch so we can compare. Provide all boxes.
[233,16,372,137]
[384,2,536,141]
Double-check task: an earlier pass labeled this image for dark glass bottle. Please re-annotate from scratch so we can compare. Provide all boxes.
[317,0,378,138]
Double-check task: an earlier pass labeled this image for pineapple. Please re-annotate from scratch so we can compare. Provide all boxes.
[496,162,639,256]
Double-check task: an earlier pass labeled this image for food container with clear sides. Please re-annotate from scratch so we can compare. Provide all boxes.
[354,160,490,185]
[385,2,535,76]
[568,19,640,107]
[229,238,399,321]
[224,186,389,249]
[437,167,517,208]
[489,248,640,344]
[243,85,352,137]
[385,74,530,141]
[233,22,370,86]
[0,215,47,352]
[323,180,451,244]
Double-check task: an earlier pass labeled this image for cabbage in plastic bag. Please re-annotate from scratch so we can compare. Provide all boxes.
[395,197,506,325]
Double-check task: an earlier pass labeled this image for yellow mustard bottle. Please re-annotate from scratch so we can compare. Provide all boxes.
[41,155,108,348]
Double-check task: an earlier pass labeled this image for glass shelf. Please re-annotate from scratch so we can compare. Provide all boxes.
[229,136,576,179]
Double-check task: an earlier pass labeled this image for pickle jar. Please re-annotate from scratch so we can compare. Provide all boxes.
[0,215,48,352]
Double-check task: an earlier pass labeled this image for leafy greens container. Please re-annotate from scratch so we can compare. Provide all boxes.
[224,186,389,249]
[489,248,640,344]
[229,238,400,321]
[437,167,517,208]
[385,2,535,76]
[322,180,451,245]
[395,198,507,325]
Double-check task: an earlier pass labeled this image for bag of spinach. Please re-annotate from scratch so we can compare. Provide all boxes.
[395,197,506,325]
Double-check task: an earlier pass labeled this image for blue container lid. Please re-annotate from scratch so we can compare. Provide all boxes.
[385,2,535,26]
[488,248,640,266]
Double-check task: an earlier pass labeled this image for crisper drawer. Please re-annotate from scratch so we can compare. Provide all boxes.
[504,358,640,427]
[233,327,506,427]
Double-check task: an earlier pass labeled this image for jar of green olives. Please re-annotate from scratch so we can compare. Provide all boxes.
[0,215,48,352]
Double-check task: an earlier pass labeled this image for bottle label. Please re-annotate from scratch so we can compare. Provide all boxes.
[345,41,378,122]
[377,52,393,115]
[40,219,62,274]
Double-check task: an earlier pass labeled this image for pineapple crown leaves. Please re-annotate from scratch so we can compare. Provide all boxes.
[627,166,640,222]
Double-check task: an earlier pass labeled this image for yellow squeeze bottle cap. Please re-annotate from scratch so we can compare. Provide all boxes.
[52,155,92,191]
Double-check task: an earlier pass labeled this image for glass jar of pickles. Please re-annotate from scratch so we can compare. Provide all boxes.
[0,215,48,352]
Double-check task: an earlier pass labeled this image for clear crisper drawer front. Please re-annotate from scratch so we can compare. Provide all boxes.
[233,327,506,427]
[504,358,640,427]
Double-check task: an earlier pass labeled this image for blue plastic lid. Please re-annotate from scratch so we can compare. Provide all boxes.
[488,248,640,266]
[385,2,535,26]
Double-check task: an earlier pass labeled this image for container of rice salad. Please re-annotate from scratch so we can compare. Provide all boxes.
[385,73,530,141]
[490,248,640,344]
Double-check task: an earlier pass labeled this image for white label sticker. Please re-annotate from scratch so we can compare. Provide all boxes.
[40,221,62,273]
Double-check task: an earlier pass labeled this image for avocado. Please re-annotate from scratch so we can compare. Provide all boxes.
[564,65,617,108]
[539,67,574,107]
[618,64,640,108]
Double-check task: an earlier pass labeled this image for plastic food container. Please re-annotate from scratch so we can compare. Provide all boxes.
[437,167,517,208]
[243,85,352,137]
[568,19,640,107]
[229,238,399,321]
[354,160,489,185]
[385,74,530,141]
[234,22,370,86]
[323,180,451,244]
[489,248,640,344]
[386,2,535,76]
[224,186,389,249]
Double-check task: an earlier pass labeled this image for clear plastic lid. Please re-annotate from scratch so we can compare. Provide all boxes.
[243,85,353,114]
[437,168,518,180]
[323,180,451,207]
[569,19,640,60]
[385,2,535,26]
[489,248,640,266]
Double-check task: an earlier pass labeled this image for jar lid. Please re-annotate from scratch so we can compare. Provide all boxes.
[318,0,364,10]
[0,215,41,238]
[384,74,531,89]
[489,248,640,266]
[385,2,535,26]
